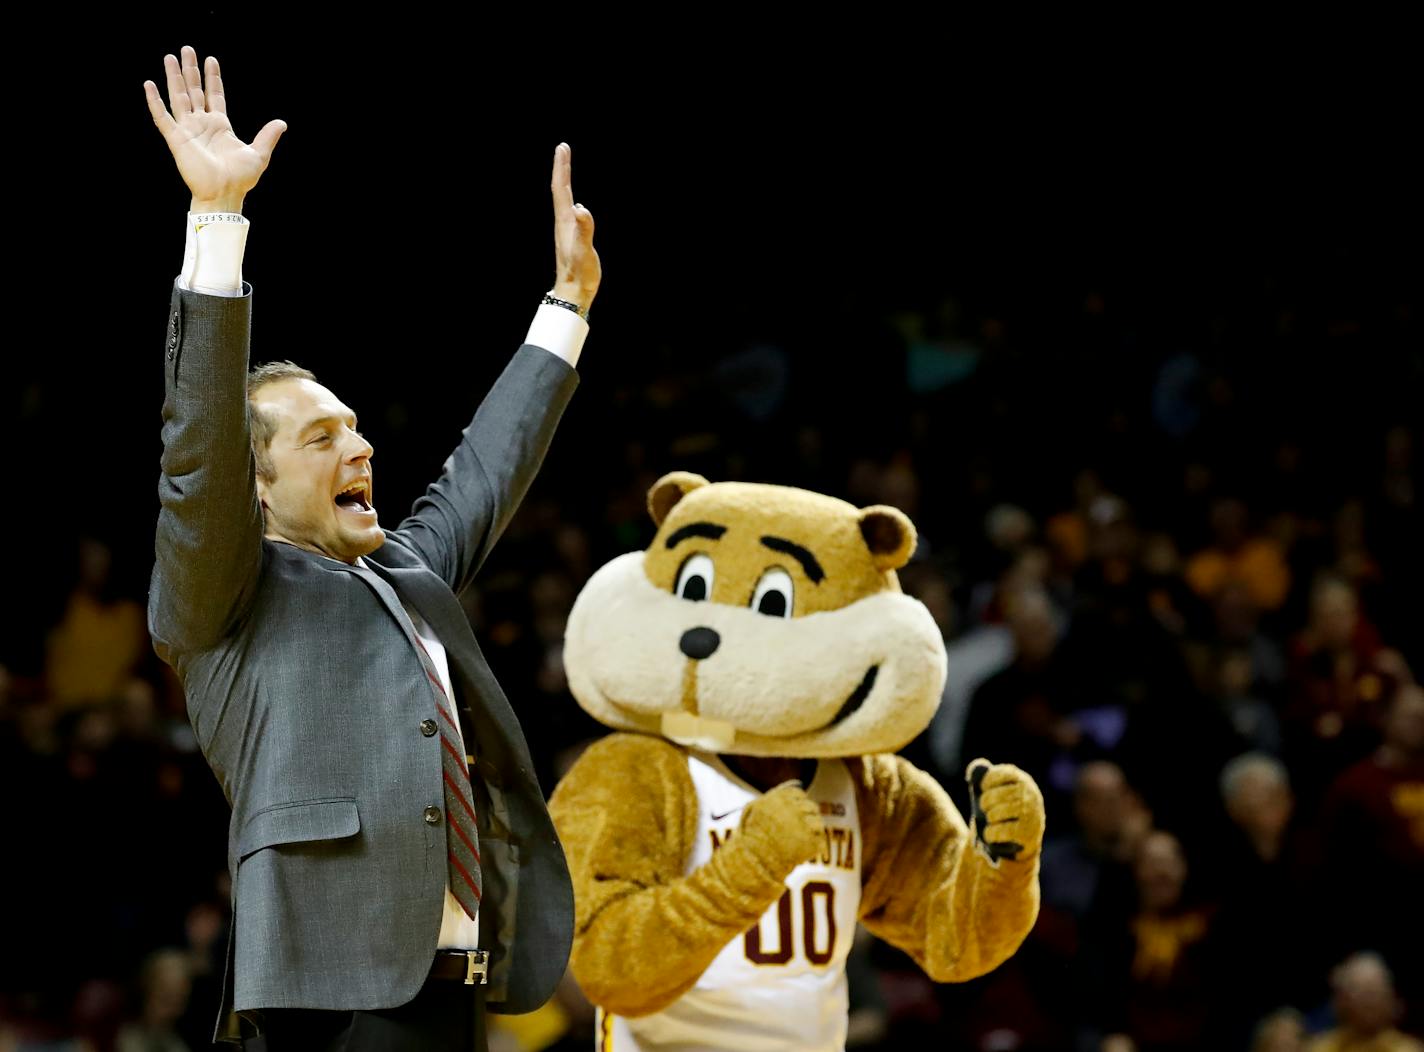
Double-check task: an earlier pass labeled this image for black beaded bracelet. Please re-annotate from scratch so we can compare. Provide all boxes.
[542,292,589,321]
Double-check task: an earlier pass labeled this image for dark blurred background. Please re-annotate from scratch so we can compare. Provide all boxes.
[3,11,1421,1052]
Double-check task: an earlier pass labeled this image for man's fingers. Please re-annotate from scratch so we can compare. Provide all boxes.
[143,80,178,139]
[551,142,575,220]
[206,55,226,115]
[252,119,288,164]
[181,45,206,113]
[164,53,190,117]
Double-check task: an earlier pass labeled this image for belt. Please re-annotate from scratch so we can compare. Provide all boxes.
[430,949,489,985]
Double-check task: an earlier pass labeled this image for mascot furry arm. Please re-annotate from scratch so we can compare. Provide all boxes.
[549,472,1044,1020]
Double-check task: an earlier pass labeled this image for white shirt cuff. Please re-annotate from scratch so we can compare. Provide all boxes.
[525,302,589,368]
[179,212,249,297]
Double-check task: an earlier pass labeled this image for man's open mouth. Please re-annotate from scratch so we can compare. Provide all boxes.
[334,479,374,514]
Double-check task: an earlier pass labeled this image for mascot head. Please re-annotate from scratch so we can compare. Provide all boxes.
[564,472,948,757]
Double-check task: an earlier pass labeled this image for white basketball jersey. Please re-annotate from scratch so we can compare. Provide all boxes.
[596,752,862,1052]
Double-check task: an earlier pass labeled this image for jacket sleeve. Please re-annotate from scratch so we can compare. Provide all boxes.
[853,754,1040,982]
[390,345,578,595]
[148,282,265,664]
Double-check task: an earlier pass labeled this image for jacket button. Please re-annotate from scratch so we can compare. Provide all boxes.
[423,805,442,825]
[420,719,437,737]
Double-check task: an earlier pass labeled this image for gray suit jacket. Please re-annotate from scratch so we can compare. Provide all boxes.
[148,284,577,1039]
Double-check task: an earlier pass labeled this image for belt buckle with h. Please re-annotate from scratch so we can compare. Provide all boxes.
[464,949,489,986]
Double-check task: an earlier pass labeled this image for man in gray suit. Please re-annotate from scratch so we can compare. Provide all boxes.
[143,46,599,1050]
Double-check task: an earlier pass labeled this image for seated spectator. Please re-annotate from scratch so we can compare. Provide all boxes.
[1286,573,1412,809]
[115,949,193,1052]
[960,584,1081,801]
[1214,754,1325,1041]
[1043,467,1108,579]
[1309,953,1423,1052]
[1209,577,1287,698]
[43,537,147,709]
[1221,753,1298,865]
[903,561,1016,781]
[1139,531,1195,638]
[1185,497,1292,613]
[1254,1007,1309,1052]
[1217,646,1285,755]
[1089,830,1221,1051]
[1321,685,1424,1011]
[1041,760,1151,919]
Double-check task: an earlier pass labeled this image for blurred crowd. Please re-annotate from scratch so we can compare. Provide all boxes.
[3,277,1420,1051]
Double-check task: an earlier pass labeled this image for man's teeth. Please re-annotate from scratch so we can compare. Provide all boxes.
[336,482,370,510]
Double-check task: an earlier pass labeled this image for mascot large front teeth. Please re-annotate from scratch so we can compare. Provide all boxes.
[552,471,1047,1052]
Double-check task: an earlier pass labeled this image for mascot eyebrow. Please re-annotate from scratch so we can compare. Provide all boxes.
[664,522,727,548]
[664,521,826,583]
[759,536,825,583]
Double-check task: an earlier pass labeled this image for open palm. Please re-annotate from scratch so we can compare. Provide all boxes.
[144,46,285,207]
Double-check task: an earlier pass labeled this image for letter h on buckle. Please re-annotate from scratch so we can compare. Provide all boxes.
[465,949,489,986]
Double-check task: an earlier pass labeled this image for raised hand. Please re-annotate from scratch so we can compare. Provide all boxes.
[143,45,286,212]
[551,143,601,313]
[966,759,1045,866]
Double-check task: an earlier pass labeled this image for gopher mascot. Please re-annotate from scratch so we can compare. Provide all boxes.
[549,472,1045,1050]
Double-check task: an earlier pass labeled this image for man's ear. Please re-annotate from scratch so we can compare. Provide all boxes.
[858,505,917,571]
[256,473,271,512]
[647,471,710,527]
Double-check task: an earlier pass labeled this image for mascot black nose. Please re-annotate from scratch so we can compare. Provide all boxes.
[679,627,721,660]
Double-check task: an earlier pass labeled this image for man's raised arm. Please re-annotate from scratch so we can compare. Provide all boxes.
[144,46,286,659]
[395,144,602,593]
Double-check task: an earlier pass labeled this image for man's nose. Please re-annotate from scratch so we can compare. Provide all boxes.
[346,432,374,461]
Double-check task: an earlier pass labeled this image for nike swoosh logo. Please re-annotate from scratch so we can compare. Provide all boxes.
[710,807,744,821]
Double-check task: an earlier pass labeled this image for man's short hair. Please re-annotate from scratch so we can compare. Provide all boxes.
[247,361,317,481]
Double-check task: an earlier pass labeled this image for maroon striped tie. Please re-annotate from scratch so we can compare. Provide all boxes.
[412,636,482,917]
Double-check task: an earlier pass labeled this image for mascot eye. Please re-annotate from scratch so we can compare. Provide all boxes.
[675,553,715,602]
[750,568,794,618]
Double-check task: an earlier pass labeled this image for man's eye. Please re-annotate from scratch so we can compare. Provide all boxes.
[308,435,331,446]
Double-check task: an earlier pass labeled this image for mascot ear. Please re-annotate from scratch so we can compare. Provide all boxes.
[859,505,917,571]
[648,472,711,527]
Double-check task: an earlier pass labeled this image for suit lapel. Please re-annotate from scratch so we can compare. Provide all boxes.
[307,549,535,802]
[312,555,428,664]
[365,561,532,779]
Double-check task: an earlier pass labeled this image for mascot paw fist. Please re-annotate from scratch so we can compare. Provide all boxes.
[738,780,825,878]
[967,759,1045,865]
